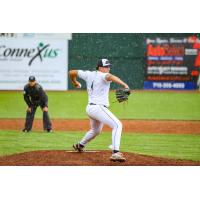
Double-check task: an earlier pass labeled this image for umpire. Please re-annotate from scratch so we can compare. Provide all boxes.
[22,76,52,133]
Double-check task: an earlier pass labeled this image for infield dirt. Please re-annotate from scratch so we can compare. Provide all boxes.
[1,119,200,166]
[0,119,200,134]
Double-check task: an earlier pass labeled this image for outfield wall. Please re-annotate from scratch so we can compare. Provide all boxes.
[0,33,199,90]
[0,38,68,90]
[68,33,199,89]
[0,34,71,90]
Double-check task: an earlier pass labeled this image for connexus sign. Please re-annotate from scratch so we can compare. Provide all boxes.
[0,38,68,90]
[0,42,60,66]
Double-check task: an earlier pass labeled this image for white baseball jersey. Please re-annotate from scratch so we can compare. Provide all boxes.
[77,69,123,151]
[78,70,111,107]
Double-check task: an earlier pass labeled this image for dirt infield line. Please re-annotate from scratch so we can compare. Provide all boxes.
[0,119,200,134]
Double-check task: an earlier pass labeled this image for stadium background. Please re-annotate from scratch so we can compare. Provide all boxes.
[68,33,200,89]
[1,33,199,90]
[0,33,200,166]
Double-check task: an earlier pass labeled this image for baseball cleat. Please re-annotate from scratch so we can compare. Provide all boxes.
[22,128,31,133]
[46,129,53,133]
[110,152,126,162]
[73,143,85,152]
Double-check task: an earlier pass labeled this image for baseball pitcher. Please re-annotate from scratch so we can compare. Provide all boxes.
[69,59,130,162]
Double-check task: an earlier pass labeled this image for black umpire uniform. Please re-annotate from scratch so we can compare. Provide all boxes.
[23,76,52,132]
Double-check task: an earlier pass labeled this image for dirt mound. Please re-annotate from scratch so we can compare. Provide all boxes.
[0,150,199,166]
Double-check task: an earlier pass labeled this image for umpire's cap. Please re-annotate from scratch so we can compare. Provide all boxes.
[29,76,36,82]
[97,59,112,68]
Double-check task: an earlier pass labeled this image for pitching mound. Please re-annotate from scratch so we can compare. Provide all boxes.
[0,150,199,166]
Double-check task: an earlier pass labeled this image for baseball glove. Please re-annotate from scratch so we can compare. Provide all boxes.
[115,88,131,103]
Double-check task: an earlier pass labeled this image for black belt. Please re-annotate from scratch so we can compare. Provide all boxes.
[89,103,107,108]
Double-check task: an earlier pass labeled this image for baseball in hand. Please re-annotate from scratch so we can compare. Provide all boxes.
[74,81,82,88]
[78,83,82,88]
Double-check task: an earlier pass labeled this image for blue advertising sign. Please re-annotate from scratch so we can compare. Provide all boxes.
[144,81,196,90]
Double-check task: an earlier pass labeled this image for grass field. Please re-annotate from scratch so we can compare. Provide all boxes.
[0,131,200,161]
[0,90,200,120]
[0,90,200,162]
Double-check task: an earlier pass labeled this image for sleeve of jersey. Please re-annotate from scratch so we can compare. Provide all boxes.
[102,73,112,83]
[77,70,88,81]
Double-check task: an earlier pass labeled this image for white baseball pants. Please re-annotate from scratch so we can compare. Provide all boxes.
[80,104,122,151]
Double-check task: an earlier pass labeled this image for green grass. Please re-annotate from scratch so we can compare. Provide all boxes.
[0,91,200,120]
[0,130,200,161]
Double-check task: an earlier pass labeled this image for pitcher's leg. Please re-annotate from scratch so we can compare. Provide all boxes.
[111,119,122,152]
[91,105,123,152]
[80,118,103,146]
